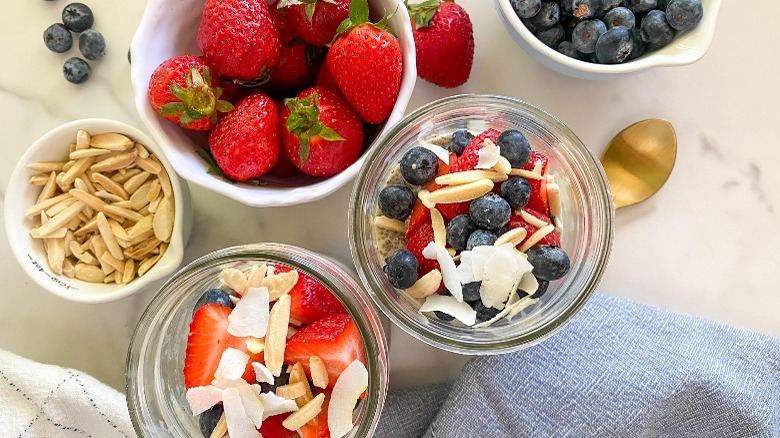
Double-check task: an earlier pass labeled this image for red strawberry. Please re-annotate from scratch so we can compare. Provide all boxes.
[284,314,366,388]
[197,0,281,81]
[266,41,319,93]
[281,0,351,46]
[274,265,347,325]
[209,93,280,182]
[407,0,474,88]
[450,128,501,172]
[523,150,549,173]
[326,0,403,124]
[259,413,297,438]
[281,86,364,177]
[523,151,550,214]
[506,208,560,247]
[269,6,297,44]
[268,148,302,178]
[405,221,440,275]
[184,304,263,389]
[315,62,338,90]
[299,393,331,438]
[147,55,234,131]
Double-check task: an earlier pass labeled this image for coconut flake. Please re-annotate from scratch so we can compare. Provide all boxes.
[456,251,476,285]
[469,245,496,282]
[420,140,451,165]
[214,348,250,381]
[435,245,462,302]
[475,139,500,169]
[221,268,248,294]
[480,249,521,309]
[222,387,261,438]
[186,385,223,415]
[516,272,539,299]
[236,382,264,428]
[257,392,299,420]
[471,305,513,328]
[328,360,369,438]
[251,362,275,385]
[419,294,477,326]
[507,296,537,321]
[228,286,270,338]
[421,241,438,260]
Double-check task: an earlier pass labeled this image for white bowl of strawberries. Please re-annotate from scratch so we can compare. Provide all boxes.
[130,0,416,207]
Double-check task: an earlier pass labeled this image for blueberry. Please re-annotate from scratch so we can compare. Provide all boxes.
[640,10,674,48]
[657,0,672,10]
[433,311,456,321]
[378,185,414,220]
[44,23,73,53]
[530,279,550,298]
[384,249,419,289]
[199,404,224,438]
[595,25,633,64]
[496,129,531,168]
[572,19,607,54]
[625,0,657,13]
[665,0,703,32]
[562,0,599,19]
[521,17,539,34]
[562,15,583,40]
[259,369,290,394]
[536,25,565,48]
[78,29,105,60]
[472,300,501,323]
[500,177,532,210]
[450,130,474,156]
[529,1,560,31]
[466,229,498,250]
[469,193,511,230]
[604,7,635,29]
[626,26,648,60]
[526,245,571,281]
[557,41,586,60]
[63,57,91,84]
[400,147,438,186]
[446,214,477,251]
[62,3,94,33]
[509,0,541,18]
[462,281,482,303]
[193,289,234,314]
[597,0,625,16]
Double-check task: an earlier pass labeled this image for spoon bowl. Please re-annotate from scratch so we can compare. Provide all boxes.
[601,119,677,209]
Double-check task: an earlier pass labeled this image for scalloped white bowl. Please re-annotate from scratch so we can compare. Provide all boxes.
[495,0,723,79]
[130,0,416,207]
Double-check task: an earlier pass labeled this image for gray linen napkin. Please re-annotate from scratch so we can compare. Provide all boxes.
[377,293,780,437]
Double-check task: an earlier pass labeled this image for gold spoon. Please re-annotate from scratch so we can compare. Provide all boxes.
[600,119,677,209]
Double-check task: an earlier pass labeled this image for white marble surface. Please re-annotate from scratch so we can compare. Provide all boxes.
[1,0,778,392]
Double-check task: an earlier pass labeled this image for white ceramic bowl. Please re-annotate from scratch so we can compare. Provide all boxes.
[5,118,193,304]
[130,0,417,207]
[494,0,723,80]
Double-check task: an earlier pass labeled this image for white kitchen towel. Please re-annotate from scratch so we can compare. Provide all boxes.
[0,349,135,438]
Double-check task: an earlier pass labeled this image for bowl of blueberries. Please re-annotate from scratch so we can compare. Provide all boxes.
[494,0,722,79]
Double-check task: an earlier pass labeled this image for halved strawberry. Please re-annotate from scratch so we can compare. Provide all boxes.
[506,208,560,247]
[184,304,263,389]
[449,128,501,172]
[259,413,297,438]
[406,221,439,276]
[284,314,365,388]
[299,391,331,438]
[526,177,549,215]
[523,150,549,173]
[286,269,347,325]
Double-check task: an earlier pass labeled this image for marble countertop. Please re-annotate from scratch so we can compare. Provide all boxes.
[1,0,778,392]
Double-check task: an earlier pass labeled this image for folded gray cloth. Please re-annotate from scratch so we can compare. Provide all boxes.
[378,293,780,437]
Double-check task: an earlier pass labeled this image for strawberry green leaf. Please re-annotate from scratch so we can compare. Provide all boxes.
[284,91,344,165]
[405,0,440,28]
[305,2,316,21]
[196,148,225,177]
[215,100,234,113]
[160,102,185,117]
[317,125,345,141]
[349,0,370,25]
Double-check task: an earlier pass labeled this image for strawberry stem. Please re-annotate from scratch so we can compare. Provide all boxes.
[329,0,396,45]
[405,0,442,28]
[284,91,345,164]
[160,66,234,127]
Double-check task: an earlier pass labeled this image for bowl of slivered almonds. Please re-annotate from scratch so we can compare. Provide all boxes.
[5,118,192,303]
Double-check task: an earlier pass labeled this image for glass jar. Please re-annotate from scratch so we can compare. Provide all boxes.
[126,243,389,437]
[349,94,614,355]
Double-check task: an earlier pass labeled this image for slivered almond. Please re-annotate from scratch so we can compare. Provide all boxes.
[263,270,299,301]
[103,204,144,222]
[427,179,493,204]
[405,269,443,299]
[124,237,161,259]
[548,183,561,217]
[288,363,314,408]
[146,179,161,202]
[209,414,227,438]
[90,132,133,151]
[220,268,248,294]
[494,228,528,247]
[112,200,134,209]
[430,208,446,246]
[101,252,125,273]
[493,156,512,174]
[103,272,116,284]
[28,161,66,173]
[508,168,544,180]
[245,337,265,354]
[95,190,124,203]
[136,156,163,175]
[122,258,135,284]
[519,224,556,252]
[69,188,106,212]
[74,216,98,236]
[69,240,97,265]
[90,152,136,173]
[29,174,50,185]
[45,196,77,217]
[148,193,162,213]
[518,210,548,229]
[158,166,172,196]
[264,294,291,376]
[69,148,111,159]
[110,168,141,183]
[247,263,268,288]
[276,382,306,400]
[309,356,329,389]
[96,212,123,260]
[435,170,508,185]
[46,237,65,274]
[63,231,74,257]
[129,182,152,210]
[137,254,161,277]
[31,201,84,238]
[61,156,96,185]
[108,219,129,241]
[127,216,153,240]
[532,159,544,174]
[62,258,75,278]
[123,228,154,246]
[92,172,129,200]
[374,215,406,234]
[153,196,173,242]
[76,129,90,150]
[37,172,57,203]
[26,193,71,216]
[75,263,106,282]
[282,393,325,431]
[135,142,150,158]
[123,171,150,194]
